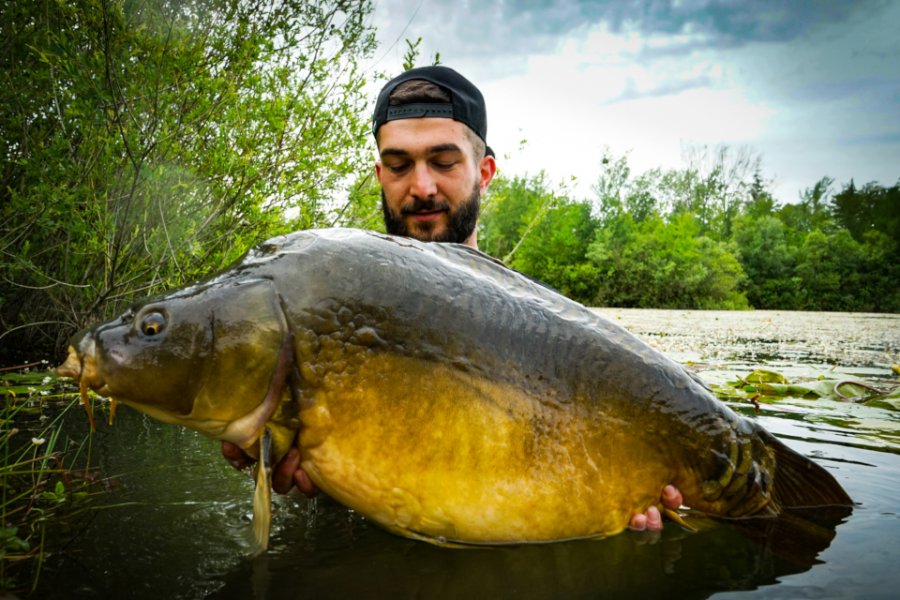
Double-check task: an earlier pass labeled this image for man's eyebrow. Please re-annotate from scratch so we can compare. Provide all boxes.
[379,143,464,158]
[426,143,463,154]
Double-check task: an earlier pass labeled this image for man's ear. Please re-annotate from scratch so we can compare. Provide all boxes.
[478,154,497,194]
[375,161,383,184]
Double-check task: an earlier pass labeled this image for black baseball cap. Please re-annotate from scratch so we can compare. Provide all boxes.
[372,66,494,157]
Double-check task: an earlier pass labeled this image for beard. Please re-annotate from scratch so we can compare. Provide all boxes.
[381,182,481,244]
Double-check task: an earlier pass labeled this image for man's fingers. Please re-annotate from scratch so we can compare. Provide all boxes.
[221,441,252,470]
[629,503,666,532]
[662,484,683,509]
[294,469,319,498]
[645,505,663,531]
[629,512,648,531]
[272,448,301,494]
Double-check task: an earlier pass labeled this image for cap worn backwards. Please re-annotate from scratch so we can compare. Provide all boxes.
[372,66,493,157]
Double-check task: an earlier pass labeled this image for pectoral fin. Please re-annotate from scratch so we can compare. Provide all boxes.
[251,427,274,555]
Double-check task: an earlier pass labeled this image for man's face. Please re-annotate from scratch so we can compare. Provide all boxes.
[375,118,495,247]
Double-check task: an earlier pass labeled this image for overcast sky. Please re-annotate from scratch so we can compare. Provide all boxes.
[364,0,899,204]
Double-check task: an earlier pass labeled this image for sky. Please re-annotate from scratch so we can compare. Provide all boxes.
[363,0,900,204]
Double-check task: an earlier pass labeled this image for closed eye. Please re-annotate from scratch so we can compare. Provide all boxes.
[432,160,458,171]
[386,162,412,175]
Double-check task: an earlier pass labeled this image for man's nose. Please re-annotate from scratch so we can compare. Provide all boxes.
[410,163,437,198]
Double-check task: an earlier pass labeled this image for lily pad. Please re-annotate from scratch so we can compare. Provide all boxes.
[720,369,898,403]
[743,369,790,384]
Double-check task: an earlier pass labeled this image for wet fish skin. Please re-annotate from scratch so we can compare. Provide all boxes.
[57,228,852,546]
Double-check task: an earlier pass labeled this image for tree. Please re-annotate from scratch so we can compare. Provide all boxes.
[731,215,802,309]
[744,169,777,218]
[592,150,633,224]
[831,180,900,249]
[588,212,748,309]
[0,0,377,360]
[666,144,761,240]
[332,171,385,233]
[479,172,562,263]
[778,176,835,235]
[795,229,865,311]
[509,201,600,303]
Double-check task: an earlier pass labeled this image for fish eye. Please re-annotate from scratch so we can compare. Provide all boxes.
[139,312,166,337]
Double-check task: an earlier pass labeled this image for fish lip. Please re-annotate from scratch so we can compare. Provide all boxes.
[56,340,109,392]
[56,345,83,380]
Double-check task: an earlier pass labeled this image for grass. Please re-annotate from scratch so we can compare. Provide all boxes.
[1,363,100,594]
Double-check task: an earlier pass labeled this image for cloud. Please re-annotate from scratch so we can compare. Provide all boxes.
[604,73,714,103]
[839,131,900,147]
[605,0,880,45]
[372,0,890,68]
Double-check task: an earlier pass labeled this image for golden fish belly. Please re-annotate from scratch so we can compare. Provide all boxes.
[298,352,675,544]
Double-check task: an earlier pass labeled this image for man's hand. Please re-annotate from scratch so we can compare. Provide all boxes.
[628,484,683,531]
[221,442,319,497]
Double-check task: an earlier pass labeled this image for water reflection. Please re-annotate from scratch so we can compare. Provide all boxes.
[209,499,848,600]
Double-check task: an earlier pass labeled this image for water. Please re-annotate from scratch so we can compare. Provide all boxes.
[35,310,900,599]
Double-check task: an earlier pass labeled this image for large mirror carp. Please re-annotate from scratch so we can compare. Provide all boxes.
[57,228,852,551]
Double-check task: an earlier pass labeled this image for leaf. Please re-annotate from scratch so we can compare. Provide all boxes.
[744,369,790,384]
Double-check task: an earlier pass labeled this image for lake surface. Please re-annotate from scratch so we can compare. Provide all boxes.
[34,309,900,599]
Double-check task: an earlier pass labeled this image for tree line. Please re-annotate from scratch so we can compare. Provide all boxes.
[1,1,897,364]
[479,149,899,313]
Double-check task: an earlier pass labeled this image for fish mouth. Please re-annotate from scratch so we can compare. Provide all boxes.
[56,339,107,430]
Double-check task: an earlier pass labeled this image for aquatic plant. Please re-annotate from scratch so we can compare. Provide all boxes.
[0,365,99,594]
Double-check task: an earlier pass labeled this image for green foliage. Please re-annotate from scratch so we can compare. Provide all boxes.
[831,180,900,247]
[400,36,441,71]
[732,215,804,309]
[481,173,602,303]
[480,164,750,310]
[480,147,896,312]
[735,210,899,313]
[795,229,860,311]
[587,150,897,311]
[512,201,601,303]
[480,172,561,262]
[588,213,748,309]
[335,171,385,233]
[0,0,377,360]
[479,173,597,302]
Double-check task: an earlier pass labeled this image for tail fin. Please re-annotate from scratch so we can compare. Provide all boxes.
[769,436,853,509]
[684,435,852,568]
